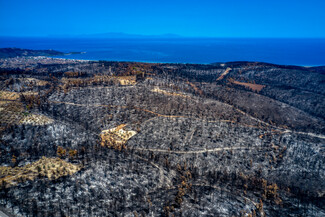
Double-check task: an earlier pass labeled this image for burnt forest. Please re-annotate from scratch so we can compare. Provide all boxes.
[0,52,325,216]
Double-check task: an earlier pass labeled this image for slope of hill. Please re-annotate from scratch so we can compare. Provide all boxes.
[0,56,324,216]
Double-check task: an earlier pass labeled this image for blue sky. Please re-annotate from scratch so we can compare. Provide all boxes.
[0,0,324,37]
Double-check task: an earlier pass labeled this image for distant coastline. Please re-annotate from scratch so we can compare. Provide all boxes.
[63,51,86,56]
[1,37,324,66]
[1,49,325,72]
[0,48,84,59]
[0,43,325,67]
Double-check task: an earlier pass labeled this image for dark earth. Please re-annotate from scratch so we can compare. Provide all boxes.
[0,50,324,216]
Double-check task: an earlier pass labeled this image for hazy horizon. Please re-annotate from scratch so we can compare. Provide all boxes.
[1,0,325,38]
[1,33,325,39]
[1,37,325,66]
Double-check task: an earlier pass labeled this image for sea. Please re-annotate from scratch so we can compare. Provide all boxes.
[1,37,325,66]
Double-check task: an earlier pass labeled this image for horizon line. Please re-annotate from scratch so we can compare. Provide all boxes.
[1,35,325,39]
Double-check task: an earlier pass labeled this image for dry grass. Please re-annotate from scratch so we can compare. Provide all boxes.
[115,76,137,85]
[0,91,20,101]
[21,91,39,96]
[216,67,232,81]
[231,80,265,92]
[0,101,11,106]
[19,114,54,125]
[151,87,189,98]
[0,95,52,126]
[21,78,50,86]
[0,157,81,188]
[186,81,203,95]
[90,75,136,86]
[0,91,38,102]
[0,102,24,125]
[0,112,23,125]
[101,124,137,151]
[60,75,136,92]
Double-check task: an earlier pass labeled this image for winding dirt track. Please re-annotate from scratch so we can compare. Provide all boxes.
[131,146,254,155]
[216,67,232,81]
[49,100,239,123]
[49,100,325,140]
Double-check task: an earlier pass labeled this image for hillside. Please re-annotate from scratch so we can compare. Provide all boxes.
[0,56,324,216]
[0,48,82,59]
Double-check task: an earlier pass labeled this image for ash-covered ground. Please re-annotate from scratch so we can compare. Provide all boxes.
[0,57,324,216]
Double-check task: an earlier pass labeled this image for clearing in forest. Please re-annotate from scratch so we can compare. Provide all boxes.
[19,114,54,125]
[0,157,81,188]
[100,124,137,150]
[231,80,265,92]
[216,67,232,81]
[0,91,20,101]
[115,76,137,85]
[151,87,189,98]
